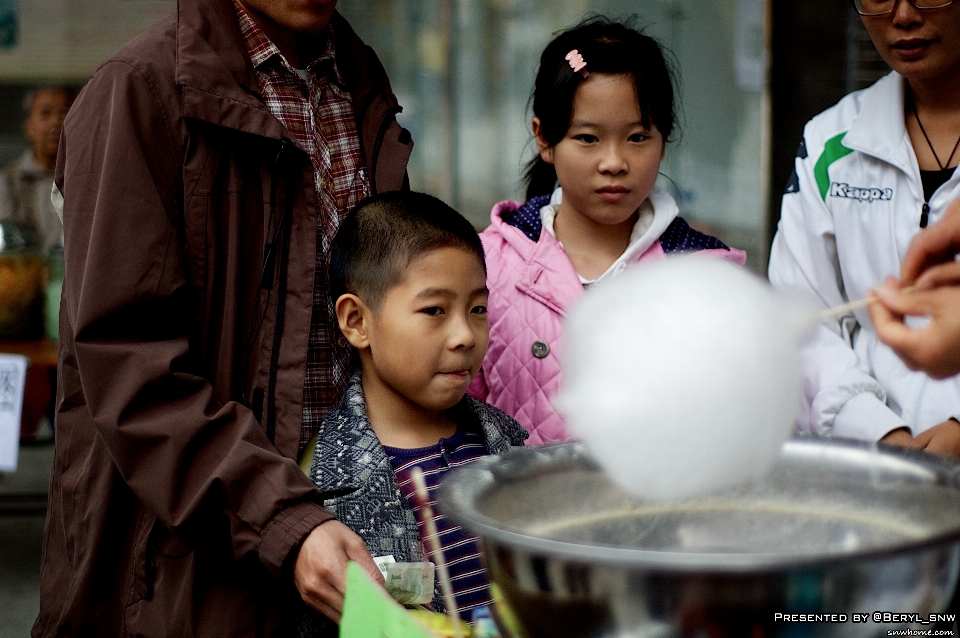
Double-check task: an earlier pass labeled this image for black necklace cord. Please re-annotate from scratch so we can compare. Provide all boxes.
[908,89,960,228]
[910,88,960,171]
[914,108,960,171]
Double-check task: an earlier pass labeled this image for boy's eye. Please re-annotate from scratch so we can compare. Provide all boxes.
[420,306,444,316]
[574,134,598,144]
[628,133,650,143]
[471,305,488,315]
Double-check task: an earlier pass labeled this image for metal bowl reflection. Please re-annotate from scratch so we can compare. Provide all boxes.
[438,439,960,637]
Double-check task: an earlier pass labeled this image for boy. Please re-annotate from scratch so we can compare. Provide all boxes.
[300,191,528,633]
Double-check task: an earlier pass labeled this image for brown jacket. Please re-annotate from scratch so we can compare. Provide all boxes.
[34,0,412,635]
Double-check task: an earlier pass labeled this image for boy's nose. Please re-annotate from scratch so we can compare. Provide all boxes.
[449,314,478,350]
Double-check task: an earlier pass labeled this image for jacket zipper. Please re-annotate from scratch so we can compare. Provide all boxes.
[920,201,929,228]
[265,172,295,444]
[913,377,929,430]
[239,140,289,412]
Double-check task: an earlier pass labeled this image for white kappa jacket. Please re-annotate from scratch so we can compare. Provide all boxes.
[769,71,960,442]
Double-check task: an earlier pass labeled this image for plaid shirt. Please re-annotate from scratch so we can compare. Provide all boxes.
[235,3,369,449]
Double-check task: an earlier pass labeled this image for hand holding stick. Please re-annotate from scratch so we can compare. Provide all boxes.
[815,286,915,322]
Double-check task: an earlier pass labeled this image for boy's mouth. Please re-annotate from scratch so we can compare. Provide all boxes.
[439,369,471,380]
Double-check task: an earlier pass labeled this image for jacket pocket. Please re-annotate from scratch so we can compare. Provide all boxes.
[127,511,193,607]
[123,514,196,637]
[127,508,156,607]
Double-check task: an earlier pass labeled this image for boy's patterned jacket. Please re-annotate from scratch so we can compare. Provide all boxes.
[298,372,528,635]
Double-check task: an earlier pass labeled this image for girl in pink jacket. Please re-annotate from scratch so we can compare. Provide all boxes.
[467,18,746,444]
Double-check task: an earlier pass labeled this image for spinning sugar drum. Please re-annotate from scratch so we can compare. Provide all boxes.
[439,440,960,637]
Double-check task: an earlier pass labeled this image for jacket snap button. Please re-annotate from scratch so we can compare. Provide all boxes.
[337,336,348,348]
[531,339,550,359]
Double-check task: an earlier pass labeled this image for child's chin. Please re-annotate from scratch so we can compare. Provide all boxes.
[422,389,467,412]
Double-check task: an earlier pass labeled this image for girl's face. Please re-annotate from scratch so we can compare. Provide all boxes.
[534,73,665,229]
[860,1,960,84]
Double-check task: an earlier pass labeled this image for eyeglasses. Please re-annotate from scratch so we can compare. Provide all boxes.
[850,0,955,16]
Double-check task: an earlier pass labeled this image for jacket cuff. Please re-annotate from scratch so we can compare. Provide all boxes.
[259,501,335,582]
[832,393,908,442]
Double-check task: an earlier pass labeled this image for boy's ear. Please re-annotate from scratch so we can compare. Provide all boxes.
[531,117,555,165]
[335,293,371,349]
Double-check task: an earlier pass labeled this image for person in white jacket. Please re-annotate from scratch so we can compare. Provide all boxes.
[768,0,960,457]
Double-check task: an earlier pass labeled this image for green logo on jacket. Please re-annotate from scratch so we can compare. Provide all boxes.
[814,132,854,201]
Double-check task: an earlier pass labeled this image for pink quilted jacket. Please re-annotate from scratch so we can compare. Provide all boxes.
[468,187,747,444]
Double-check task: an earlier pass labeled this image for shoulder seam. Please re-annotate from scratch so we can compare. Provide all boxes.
[101,58,181,171]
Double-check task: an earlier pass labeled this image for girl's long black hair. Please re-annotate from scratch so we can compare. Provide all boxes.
[524,16,680,201]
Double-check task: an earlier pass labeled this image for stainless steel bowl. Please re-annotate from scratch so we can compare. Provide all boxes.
[438,439,960,637]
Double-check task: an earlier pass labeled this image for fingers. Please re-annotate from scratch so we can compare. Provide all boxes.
[880,426,921,449]
[868,296,918,353]
[913,424,937,448]
[869,286,920,353]
[344,535,385,586]
[918,420,960,459]
[294,520,375,623]
[871,285,937,317]
[299,583,344,623]
[901,198,960,285]
[871,283,960,378]
[914,261,960,290]
[869,295,943,375]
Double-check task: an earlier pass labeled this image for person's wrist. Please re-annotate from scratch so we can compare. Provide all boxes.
[286,519,340,583]
[880,426,914,447]
[261,500,334,582]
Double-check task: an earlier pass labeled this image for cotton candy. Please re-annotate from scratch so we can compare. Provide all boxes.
[555,255,810,502]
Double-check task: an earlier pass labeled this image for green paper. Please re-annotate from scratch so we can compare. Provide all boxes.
[340,561,436,638]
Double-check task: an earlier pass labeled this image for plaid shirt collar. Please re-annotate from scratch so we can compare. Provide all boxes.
[233,1,343,85]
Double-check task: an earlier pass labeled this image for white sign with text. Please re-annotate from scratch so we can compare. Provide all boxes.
[0,354,27,472]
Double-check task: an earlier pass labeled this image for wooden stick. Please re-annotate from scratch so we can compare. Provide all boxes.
[410,467,463,638]
[815,286,916,322]
[814,296,876,321]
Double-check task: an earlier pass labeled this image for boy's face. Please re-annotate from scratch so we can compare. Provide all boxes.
[358,246,489,413]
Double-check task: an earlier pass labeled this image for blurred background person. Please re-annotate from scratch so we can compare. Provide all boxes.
[0,86,73,254]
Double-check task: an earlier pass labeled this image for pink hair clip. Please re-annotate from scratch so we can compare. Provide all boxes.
[565,49,589,78]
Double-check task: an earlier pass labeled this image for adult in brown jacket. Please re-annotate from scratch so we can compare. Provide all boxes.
[34,0,413,635]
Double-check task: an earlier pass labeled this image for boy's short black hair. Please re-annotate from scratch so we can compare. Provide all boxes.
[330,191,485,309]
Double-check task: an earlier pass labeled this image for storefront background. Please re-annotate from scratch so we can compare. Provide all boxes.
[339,0,770,271]
[0,0,771,271]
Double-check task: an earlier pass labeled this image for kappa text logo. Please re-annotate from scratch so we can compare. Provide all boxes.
[829,182,893,203]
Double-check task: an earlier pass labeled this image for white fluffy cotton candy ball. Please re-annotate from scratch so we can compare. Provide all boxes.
[555,255,809,502]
